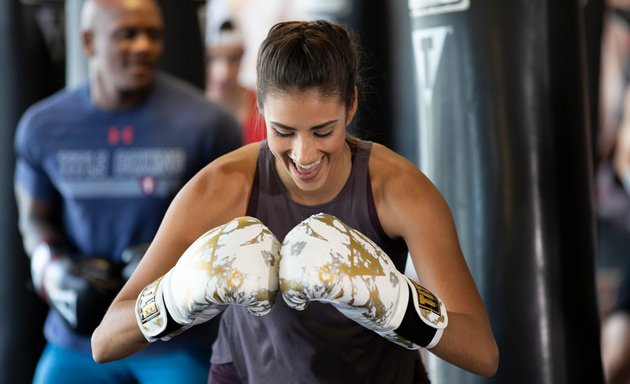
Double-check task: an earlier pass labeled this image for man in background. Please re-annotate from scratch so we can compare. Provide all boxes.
[14,0,241,382]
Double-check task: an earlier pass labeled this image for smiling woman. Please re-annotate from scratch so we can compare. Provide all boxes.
[264,89,354,203]
[92,19,499,383]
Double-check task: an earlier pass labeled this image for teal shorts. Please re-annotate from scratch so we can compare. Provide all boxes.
[33,343,211,384]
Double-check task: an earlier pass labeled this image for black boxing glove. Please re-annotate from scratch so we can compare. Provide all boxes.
[120,243,150,281]
[30,241,122,335]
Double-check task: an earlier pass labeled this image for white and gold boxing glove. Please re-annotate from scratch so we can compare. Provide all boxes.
[136,216,281,342]
[279,213,448,349]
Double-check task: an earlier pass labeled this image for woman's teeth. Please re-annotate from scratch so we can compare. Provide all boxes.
[294,158,322,170]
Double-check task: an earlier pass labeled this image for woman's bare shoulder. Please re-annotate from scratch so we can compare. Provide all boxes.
[368,143,448,237]
[368,143,427,190]
[176,143,260,224]
[197,143,258,188]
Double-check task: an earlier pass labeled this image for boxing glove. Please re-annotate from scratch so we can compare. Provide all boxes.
[279,213,448,350]
[30,241,122,335]
[120,243,151,281]
[136,216,281,342]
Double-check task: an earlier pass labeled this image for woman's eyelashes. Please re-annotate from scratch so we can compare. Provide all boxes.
[271,128,334,138]
[313,130,333,137]
[272,129,293,137]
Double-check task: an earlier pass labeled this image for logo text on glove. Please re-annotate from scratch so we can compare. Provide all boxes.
[138,277,162,323]
[412,280,441,316]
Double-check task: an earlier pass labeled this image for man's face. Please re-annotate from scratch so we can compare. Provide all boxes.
[86,0,164,92]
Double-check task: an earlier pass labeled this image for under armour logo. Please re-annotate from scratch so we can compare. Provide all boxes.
[108,125,134,146]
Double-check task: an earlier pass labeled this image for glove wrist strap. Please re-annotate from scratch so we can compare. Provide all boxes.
[135,275,184,342]
[394,278,448,349]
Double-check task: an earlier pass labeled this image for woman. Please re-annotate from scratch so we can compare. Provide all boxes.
[205,13,266,144]
[92,20,498,383]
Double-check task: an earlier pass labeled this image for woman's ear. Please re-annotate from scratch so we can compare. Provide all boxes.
[346,86,358,126]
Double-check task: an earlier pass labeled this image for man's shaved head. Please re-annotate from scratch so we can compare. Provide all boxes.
[81,0,161,32]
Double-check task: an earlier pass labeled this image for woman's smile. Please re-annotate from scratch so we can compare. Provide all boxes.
[290,156,324,181]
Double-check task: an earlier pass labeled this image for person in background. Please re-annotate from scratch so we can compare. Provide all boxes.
[205,1,266,144]
[92,19,498,383]
[598,2,630,383]
[601,58,630,384]
[602,256,630,384]
[13,0,241,382]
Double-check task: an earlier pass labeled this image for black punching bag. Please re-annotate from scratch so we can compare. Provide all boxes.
[0,1,62,382]
[340,0,394,148]
[409,1,603,383]
[157,0,205,89]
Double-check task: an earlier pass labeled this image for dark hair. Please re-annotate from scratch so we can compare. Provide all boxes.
[219,20,235,32]
[256,20,360,111]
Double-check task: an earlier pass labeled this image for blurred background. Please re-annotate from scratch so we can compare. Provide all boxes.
[1,0,627,382]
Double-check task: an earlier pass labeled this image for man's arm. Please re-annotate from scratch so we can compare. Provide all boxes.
[15,183,122,335]
[14,183,63,256]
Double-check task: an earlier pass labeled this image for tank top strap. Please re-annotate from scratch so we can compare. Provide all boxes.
[349,138,372,201]
[347,139,408,263]
[246,140,277,217]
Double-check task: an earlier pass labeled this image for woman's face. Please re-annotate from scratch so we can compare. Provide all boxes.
[264,88,357,202]
[206,43,244,99]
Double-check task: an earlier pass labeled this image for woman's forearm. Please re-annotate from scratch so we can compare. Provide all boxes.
[91,299,149,363]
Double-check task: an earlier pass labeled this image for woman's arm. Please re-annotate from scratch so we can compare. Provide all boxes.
[371,144,499,377]
[91,146,257,363]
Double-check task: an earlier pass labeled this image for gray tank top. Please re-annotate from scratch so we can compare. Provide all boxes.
[211,139,428,383]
